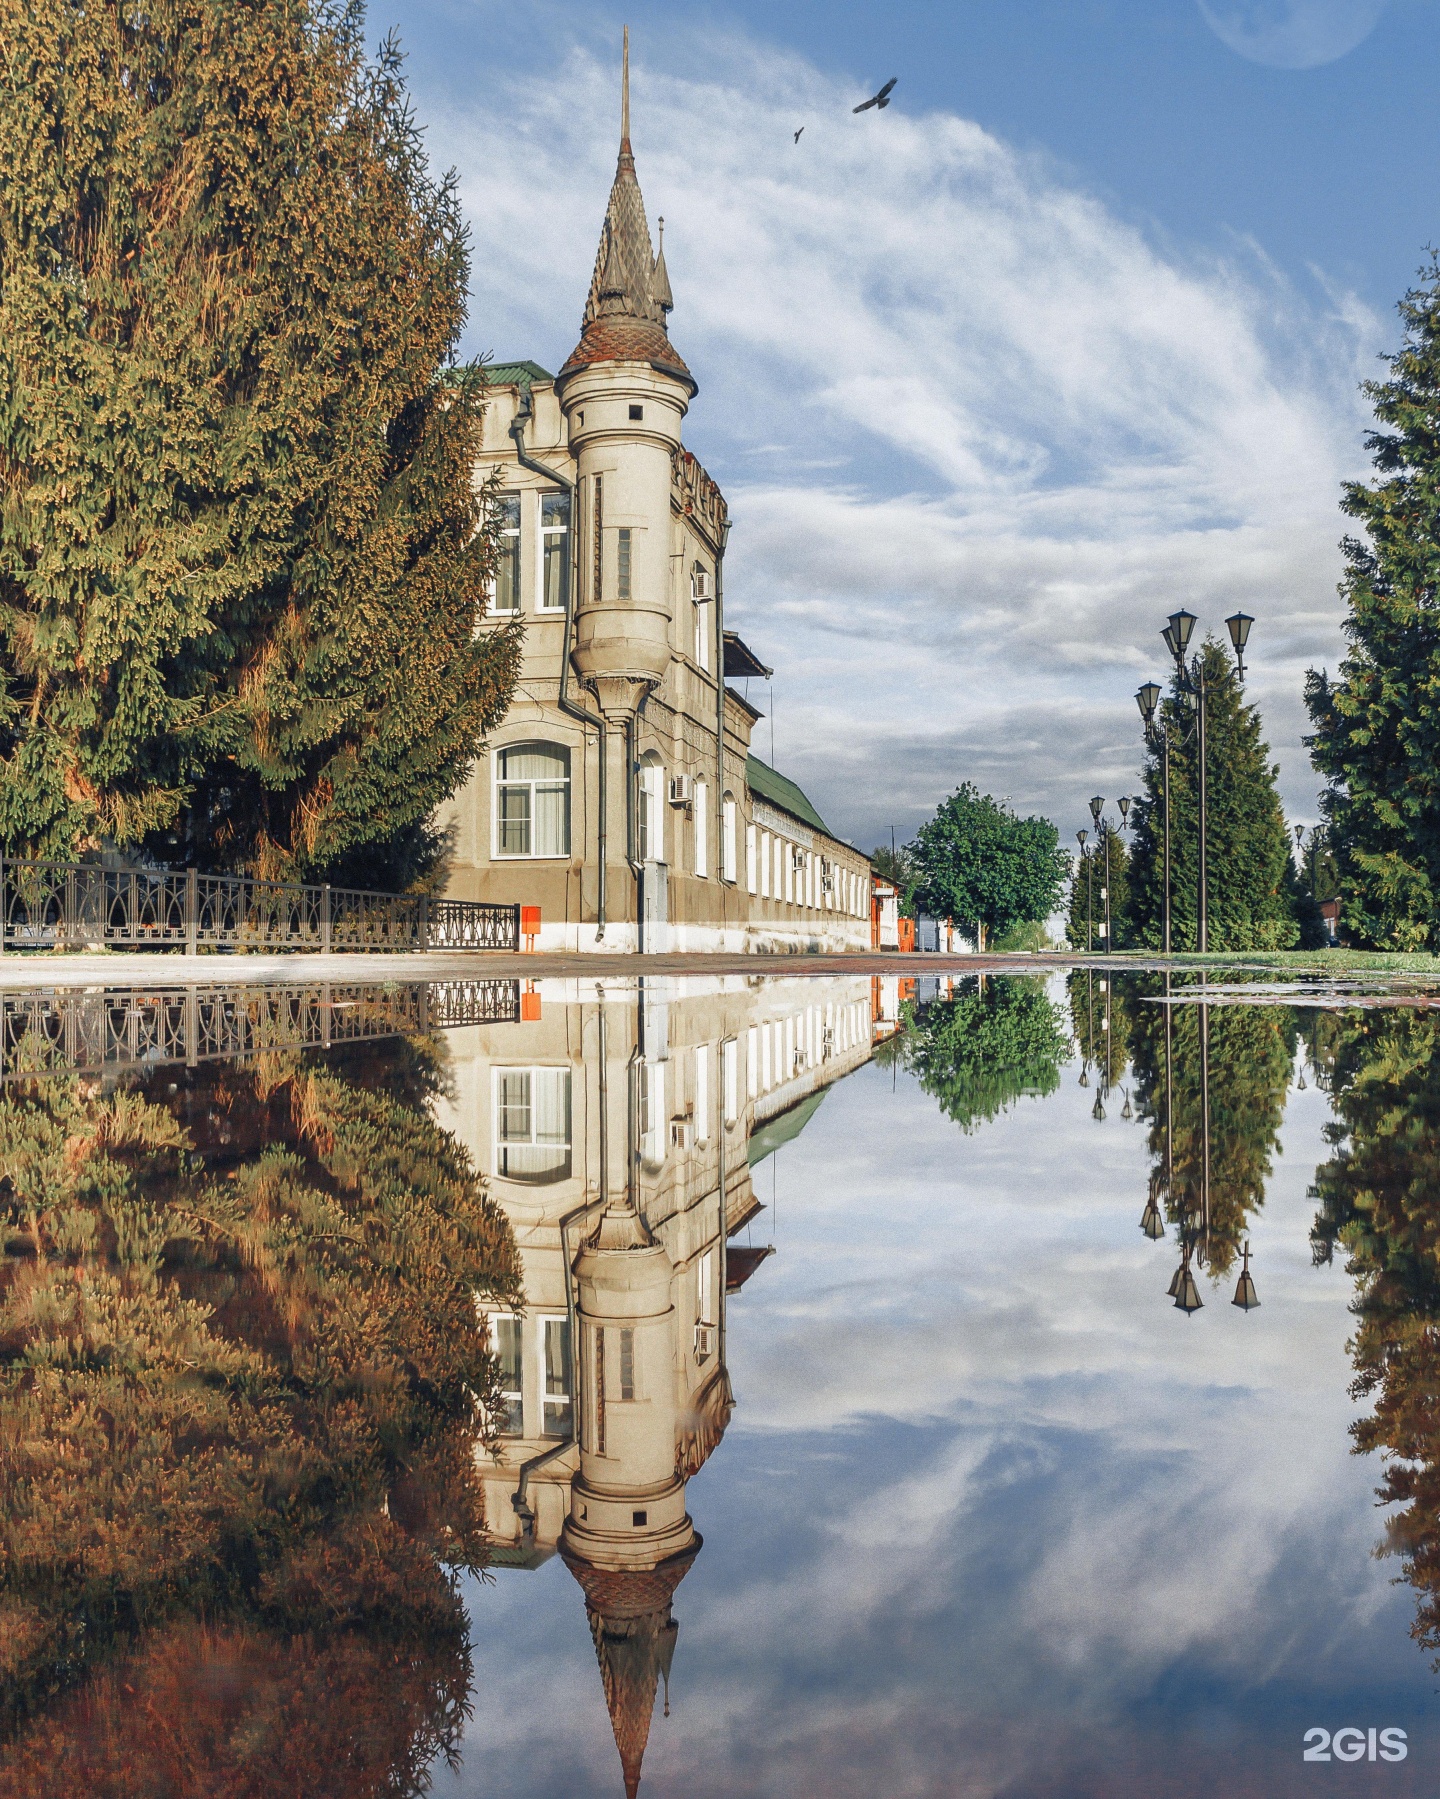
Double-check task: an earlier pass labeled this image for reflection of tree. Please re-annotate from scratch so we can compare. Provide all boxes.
[903,977,1071,1134]
[1128,992,1294,1276]
[1310,1011,1440,1662]
[0,1040,520,1789]
[1065,971,1135,1094]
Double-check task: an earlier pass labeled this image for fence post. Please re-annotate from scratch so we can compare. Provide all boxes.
[65,864,76,950]
[420,895,430,952]
[322,884,331,955]
[185,986,198,1068]
[0,851,6,955]
[185,869,197,957]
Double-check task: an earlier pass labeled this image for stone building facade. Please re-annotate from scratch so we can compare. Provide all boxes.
[437,43,871,953]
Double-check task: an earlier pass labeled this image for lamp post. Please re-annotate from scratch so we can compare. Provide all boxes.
[1076,829,1091,953]
[1090,795,1109,954]
[1135,682,1169,954]
[1144,608,1254,954]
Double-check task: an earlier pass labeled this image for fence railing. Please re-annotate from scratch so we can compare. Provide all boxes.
[0,979,523,1080]
[0,858,519,954]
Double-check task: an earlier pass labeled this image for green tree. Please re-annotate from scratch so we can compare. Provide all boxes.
[1305,258,1440,949]
[910,784,1067,950]
[1065,824,1132,950]
[1065,967,1137,1094]
[1127,641,1298,951]
[1309,1011,1440,1661]
[902,975,1071,1134]
[0,0,521,884]
[869,841,918,917]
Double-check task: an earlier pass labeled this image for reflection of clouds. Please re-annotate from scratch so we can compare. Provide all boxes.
[446,998,1429,1799]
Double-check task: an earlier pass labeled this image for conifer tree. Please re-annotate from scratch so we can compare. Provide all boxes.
[0,0,520,882]
[1127,641,1298,951]
[1306,256,1440,949]
[1065,823,1131,950]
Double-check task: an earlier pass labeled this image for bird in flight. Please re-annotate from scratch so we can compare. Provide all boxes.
[794,125,804,142]
[853,77,897,113]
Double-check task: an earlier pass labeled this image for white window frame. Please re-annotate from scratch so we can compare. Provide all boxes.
[490,1310,524,1436]
[638,759,665,865]
[492,1064,573,1184]
[694,779,709,878]
[491,494,521,615]
[722,793,737,884]
[722,1037,738,1125]
[538,491,570,613]
[694,1043,711,1142]
[541,1312,572,1439]
[494,741,571,860]
[746,824,757,894]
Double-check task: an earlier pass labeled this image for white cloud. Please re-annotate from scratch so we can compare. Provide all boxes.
[421,19,1381,845]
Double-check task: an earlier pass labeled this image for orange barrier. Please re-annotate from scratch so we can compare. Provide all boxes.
[520,905,541,952]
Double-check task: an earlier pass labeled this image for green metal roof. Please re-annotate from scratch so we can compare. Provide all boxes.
[747,1088,829,1167]
[746,754,831,838]
[485,360,555,389]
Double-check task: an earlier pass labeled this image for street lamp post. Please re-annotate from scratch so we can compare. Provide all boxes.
[1146,608,1253,954]
[1077,829,1091,952]
[1090,795,1108,954]
[1135,681,1169,954]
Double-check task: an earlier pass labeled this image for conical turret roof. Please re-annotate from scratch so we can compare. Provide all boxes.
[558,31,694,395]
[562,1545,700,1799]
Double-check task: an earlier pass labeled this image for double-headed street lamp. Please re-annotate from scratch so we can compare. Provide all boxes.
[1076,829,1092,952]
[1135,607,1254,955]
[1085,795,1135,955]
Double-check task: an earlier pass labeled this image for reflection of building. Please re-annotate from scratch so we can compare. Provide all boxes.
[433,977,884,1795]
[435,41,870,954]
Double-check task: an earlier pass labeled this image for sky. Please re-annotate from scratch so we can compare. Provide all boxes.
[375,0,1440,851]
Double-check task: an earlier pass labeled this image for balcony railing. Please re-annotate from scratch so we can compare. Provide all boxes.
[0,858,519,954]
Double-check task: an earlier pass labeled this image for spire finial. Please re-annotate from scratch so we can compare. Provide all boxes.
[622,25,630,144]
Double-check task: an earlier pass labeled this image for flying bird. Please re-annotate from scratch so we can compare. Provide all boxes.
[853,77,897,114]
[794,125,804,142]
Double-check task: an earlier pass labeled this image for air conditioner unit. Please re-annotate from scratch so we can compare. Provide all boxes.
[692,569,714,600]
[668,774,693,807]
[694,1323,715,1361]
[670,1118,691,1150]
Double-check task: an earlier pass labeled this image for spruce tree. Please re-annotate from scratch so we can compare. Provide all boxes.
[1306,256,1440,949]
[1064,822,1131,950]
[0,0,520,882]
[1127,640,1298,951]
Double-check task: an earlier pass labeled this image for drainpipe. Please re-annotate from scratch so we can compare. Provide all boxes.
[714,535,727,936]
[509,388,607,941]
[511,986,607,1538]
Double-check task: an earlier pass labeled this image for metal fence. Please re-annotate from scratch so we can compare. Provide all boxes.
[0,979,522,1080]
[0,858,519,953]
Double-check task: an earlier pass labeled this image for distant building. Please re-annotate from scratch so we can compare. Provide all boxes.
[437,41,870,952]
[433,973,892,1795]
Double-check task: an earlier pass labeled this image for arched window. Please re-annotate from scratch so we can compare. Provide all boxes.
[722,793,737,883]
[495,742,570,858]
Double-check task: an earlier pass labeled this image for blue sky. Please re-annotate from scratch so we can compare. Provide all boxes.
[378,0,1440,850]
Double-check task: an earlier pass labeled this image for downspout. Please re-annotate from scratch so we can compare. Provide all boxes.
[713,522,731,935]
[511,987,607,1536]
[509,387,607,941]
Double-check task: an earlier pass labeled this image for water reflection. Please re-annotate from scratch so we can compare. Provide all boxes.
[0,1027,519,1796]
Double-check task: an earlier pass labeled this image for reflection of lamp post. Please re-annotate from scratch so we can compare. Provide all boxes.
[1150,609,1254,953]
[1232,1240,1260,1311]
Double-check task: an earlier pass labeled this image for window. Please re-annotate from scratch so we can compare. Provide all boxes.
[722,793,737,883]
[722,1037,738,1124]
[495,742,570,858]
[692,567,713,671]
[619,1327,636,1400]
[760,831,771,899]
[618,527,632,599]
[540,492,569,612]
[747,1026,758,1098]
[698,1251,714,1327]
[639,1060,666,1166]
[694,779,709,878]
[494,1313,523,1435]
[495,1066,572,1183]
[694,1043,711,1142]
[492,495,520,613]
[594,1324,607,1455]
[638,760,664,864]
[544,1316,572,1436]
[746,824,757,894]
[592,474,603,601]
[628,404,644,421]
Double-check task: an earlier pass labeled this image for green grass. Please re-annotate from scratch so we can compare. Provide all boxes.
[1097,947,1440,974]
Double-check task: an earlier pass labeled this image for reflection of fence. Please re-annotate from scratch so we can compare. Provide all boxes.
[0,980,521,1080]
[0,859,519,953]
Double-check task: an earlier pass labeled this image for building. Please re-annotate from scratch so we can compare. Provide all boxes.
[437,37,871,954]
[432,973,896,1796]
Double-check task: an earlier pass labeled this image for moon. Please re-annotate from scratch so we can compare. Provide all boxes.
[1196,0,1389,68]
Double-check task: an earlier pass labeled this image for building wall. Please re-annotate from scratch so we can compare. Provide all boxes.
[437,378,872,953]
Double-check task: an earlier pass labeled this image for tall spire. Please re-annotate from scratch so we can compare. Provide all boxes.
[558,30,694,394]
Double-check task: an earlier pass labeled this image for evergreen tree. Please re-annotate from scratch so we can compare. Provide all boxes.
[1306,256,1440,950]
[910,784,1067,950]
[1064,823,1132,950]
[0,0,521,882]
[1127,641,1298,951]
